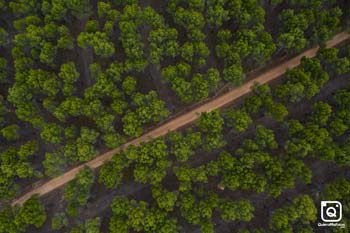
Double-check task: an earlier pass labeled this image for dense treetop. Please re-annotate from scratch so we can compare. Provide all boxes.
[0,0,348,232]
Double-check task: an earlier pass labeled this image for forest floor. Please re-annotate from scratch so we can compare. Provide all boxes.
[12,32,350,207]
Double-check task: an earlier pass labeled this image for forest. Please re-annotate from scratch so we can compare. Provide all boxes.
[0,0,349,232]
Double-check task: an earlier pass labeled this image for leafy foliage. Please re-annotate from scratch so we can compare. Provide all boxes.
[64,167,95,216]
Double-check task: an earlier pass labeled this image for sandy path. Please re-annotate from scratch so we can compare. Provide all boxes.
[12,32,349,206]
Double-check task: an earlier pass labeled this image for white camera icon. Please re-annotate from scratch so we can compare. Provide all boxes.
[321,201,342,223]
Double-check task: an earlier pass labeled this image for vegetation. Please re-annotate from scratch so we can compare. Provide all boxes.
[269,195,317,232]
[64,168,95,217]
[0,197,46,233]
[0,0,349,232]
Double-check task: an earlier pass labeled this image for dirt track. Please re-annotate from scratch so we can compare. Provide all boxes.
[12,32,350,206]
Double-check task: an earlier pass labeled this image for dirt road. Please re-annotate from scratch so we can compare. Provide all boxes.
[12,32,349,206]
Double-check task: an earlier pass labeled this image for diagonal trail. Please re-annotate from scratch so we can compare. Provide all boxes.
[12,32,349,206]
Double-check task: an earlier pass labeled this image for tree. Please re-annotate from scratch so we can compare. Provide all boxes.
[200,221,214,233]
[18,140,38,159]
[110,195,178,233]
[277,28,307,53]
[78,31,115,58]
[40,123,64,144]
[43,150,67,177]
[109,217,128,233]
[76,127,100,161]
[276,9,310,53]
[329,118,348,137]
[318,48,350,75]
[122,76,137,95]
[0,147,34,199]
[1,146,35,180]
[197,110,225,151]
[111,98,128,116]
[274,82,305,103]
[232,29,275,66]
[122,91,169,137]
[0,205,21,233]
[334,89,350,109]
[205,68,221,91]
[1,124,19,141]
[310,101,332,126]
[216,30,239,66]
[181,41,209,66]
[251,84,288,122]
[227,0,265,27]
[179,191,218,227]
[103,133,125,149]
[57,26,74,50]
[65,0,91,18]
[111,196,131,217]
[125,200,147,231]
[219,199,254,222]
[168,131,201,162]
[269,195,317,232]
[218,151,239,190]
[95,113,115,133]
[224,109,252,133]
[322,178,350,231]
[206,0,230,28]
[244,95,263,114]
[15,196,47,229]
[133,138,170,185]
[64,167,95,216]
[263,156,296,197]
[0,28,9,47]
[58,62,80,96]
[106,62,123,82]
[255,125,278,150]
[97,1,112,18]
[292,195,317,224]
[162,63,194,103]
[51,212,68,230]
[285,158,311,184]
[0,57,8,82]
[149,27,179,64]
[312,7,342,44]
[118,4,147,71]
[98,152,130,188]
[39,42,57,65]
[152,186,178,212]
[173,8,205,31]
[269,208,292,232]
[76,141,98,162]
[323,178,350,200]
[53,97,85,121]
[265,100,288,122]
[190,73,209,101]
[223,64,244,86]
[274,60,327,103]
[122,111,143,137]
[85,218,101,233]
[70,226,84,233]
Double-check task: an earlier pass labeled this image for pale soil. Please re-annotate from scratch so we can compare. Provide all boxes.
[12,32,350,206]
